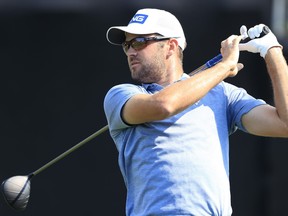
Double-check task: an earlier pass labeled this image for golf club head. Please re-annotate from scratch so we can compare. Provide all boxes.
[1,175,31,211]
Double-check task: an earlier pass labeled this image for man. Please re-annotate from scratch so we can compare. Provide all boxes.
[104,8,288,216]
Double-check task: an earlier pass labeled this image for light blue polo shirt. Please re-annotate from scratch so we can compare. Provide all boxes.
[103,73,266,216]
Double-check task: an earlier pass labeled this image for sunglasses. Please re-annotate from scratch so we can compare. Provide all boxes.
[122,36,172,53]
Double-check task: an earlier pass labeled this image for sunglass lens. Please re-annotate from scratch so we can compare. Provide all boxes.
[132,38,146,50]
[122,38,149,53]
[122,43,129,53]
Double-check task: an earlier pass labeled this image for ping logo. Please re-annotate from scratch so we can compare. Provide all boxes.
[129,14,148,24]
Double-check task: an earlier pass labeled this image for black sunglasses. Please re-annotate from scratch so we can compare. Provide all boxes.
[122,36,171,53]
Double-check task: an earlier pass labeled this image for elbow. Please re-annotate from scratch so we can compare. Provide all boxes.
[273,118,288,137]
[281,121,288,137]
[278,111,288,137]
[153,100,180,120]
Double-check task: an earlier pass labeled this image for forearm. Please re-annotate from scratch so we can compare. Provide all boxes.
[154,37,244,117]
[154,62,231,116]
[265,47,288,124]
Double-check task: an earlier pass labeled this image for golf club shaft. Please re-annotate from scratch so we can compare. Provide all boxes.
[29,54,225,177]
[189,54,222,76]
[31,124,109,176]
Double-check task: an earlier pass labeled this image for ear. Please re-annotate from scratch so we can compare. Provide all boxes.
[167,38,179,56]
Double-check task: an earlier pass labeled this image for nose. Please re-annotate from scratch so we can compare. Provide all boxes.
[125,46,137,56]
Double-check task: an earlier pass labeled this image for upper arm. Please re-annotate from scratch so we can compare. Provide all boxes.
[104,84,175,127]
[242,104,288,137]
[122,93,170,125]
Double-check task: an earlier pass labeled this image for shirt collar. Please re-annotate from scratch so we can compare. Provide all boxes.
[142,73,189,93]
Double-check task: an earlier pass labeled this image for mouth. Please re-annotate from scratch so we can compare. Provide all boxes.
[129,60,141,68]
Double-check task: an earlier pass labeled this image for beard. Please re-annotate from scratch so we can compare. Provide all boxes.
[129,54,166,84]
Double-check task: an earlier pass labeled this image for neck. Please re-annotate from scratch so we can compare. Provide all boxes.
[160,71,184,87]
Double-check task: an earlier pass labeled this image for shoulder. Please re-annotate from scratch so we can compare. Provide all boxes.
[104,83,146,108]
[219,81,246,95]
[105,83,145,98]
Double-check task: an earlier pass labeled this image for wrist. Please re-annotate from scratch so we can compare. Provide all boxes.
[265,46,284,60]
[216,62,235,77]
[260,35,283,58]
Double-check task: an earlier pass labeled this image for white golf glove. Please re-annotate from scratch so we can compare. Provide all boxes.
[239,24,282,58]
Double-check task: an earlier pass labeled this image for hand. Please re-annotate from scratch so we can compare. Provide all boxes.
[220,35,244,77]
[238,24,282,58]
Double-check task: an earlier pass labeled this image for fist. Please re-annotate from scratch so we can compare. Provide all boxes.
[239,24,282,58]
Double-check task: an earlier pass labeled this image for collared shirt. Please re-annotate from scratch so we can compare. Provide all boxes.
[103,73,266,216]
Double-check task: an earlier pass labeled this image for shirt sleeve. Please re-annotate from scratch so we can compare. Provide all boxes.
[103,83,143,131]
[223,81,267,133]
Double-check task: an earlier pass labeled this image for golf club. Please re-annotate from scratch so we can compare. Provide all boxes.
[1,124,109,211]
[1,25,270,212]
